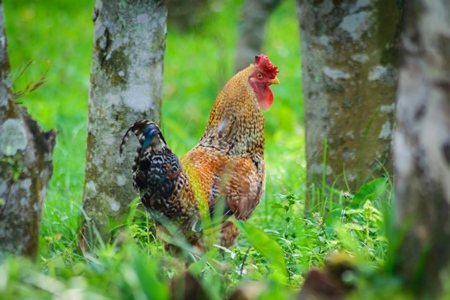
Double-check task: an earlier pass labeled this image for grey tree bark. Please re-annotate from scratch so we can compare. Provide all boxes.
[0,2,57,260]
[296,0,403,205]
[235,0,281,72]
[395,0,450,296]
[80,0,167,250]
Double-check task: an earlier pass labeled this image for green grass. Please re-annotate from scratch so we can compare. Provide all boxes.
[1,0,400,299]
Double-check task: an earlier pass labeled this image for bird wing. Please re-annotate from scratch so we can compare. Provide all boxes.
[181,147,265,222]
[224,156,265,220]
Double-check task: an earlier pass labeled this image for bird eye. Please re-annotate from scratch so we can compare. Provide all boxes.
[257,73,263,79]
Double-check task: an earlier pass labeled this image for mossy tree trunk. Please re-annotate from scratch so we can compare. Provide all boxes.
[0,3,57,260]
[395,0,450,296]
[80,0,167,249]
[296,0,403,207]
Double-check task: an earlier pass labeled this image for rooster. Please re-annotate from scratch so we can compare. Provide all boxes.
[120,54,279,251]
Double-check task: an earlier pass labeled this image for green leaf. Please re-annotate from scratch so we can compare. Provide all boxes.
[271,203,284,209]
[324,207,342,234]
[344,208,364,215]
[352,178,388,207]
[231,220,287,280]
[188,249,217,276]
[344,223,364,231]
[130,254,170,300]
[46,255,66,277]
[375,236,388,242]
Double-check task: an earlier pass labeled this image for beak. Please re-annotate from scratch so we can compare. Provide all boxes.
[270,77,280,85]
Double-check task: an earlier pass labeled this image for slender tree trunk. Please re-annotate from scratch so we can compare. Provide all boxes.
[296,0,403,207]
[0,3,57,260]
[235,0,281,72]
[80,0,167,249]
[395,0,450,296]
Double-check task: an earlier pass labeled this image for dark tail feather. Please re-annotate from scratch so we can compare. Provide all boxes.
[209,198,234,221]
[119,120,154,156]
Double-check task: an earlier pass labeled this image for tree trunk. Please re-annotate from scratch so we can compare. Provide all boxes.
[296,0,403,207]
[395,0,450,296]
[0,3,57,260]
[235,0,281,72]
[80,0,167,249]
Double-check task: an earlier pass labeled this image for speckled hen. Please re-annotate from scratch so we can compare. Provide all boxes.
[120,54,279,252]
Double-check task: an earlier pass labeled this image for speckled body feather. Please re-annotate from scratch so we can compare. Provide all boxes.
[120,55,279,251]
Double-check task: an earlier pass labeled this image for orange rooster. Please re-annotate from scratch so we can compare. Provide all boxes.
[120,54,279,251]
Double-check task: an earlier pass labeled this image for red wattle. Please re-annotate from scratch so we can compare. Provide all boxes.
[258,89,274,110]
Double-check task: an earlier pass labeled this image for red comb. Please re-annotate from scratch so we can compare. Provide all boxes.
[255,54,279,78]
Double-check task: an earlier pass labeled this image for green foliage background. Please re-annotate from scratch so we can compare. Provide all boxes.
[2,0,398,299]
